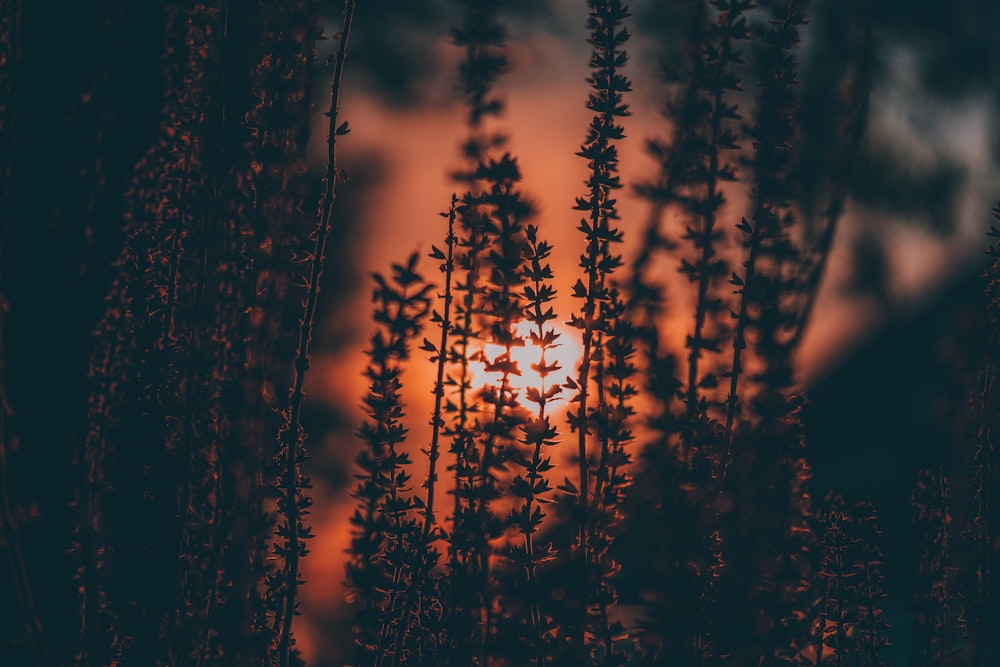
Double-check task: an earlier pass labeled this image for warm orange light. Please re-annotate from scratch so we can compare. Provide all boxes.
[469,320,582,412]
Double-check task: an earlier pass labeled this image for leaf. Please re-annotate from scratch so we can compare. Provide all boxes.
[558,477,578,494]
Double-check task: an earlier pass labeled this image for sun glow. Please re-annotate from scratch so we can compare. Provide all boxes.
[468,319,583,412]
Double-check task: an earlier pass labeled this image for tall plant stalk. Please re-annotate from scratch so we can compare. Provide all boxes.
[511,225,561,665]
[911,468,957,667]
[423,197,460,538]
[473,154,533,666]
[444,195,489,667]
[273,2,356,664]
[568,1,633,662]
[854,501,890,667]
[963,205,1000,666]
[445,4,527,665]
[349,255,432,667]
[680,0,748,421]
[377,199,459,667]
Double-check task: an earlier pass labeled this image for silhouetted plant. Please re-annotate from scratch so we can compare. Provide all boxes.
[565,1,635,664]
[811,498,890,667]
[445,169,537,666]
[911,468,960,667]
[271,4,356,666]
[469,152,535,666]
[499,223,561,665]
[711,3,818,663]
[444,194,491,666]
[629,0,705,335]
[451,0,510,177]
[79,6,242,663]
[423,197,460,542]
[959,205,1000,667]
[628,1,753,663]
[814,495,858,667]
[8,0,993,665]
[244,0,322,660]
[378,197,460,667]
[854,501,890,667]
[74,1,355,665]
[726,0,808,450]
[342,2,892,667]
[347,253,432,667]
[442,5,517,663]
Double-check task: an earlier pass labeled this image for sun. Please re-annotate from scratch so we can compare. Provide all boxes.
[468,319,582,411]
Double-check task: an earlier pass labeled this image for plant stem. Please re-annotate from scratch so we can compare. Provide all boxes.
[275,2,356,664]
[424,196,458,537]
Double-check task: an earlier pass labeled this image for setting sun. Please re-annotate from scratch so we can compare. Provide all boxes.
[468,319,583,411]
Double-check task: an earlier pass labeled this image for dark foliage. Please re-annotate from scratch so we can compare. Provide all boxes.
[2,1,1000,667]
[910,468,961,667]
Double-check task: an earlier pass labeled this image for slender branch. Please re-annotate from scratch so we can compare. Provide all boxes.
[517,225,560,665]
[424,196,458,536]
[382,198,459,667]
[275,2,356,664]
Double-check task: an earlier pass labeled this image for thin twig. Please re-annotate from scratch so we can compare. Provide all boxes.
[275,2,356,665]
[423,196,458,537]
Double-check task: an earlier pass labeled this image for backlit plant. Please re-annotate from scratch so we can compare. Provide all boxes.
[2,1,1000,666]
